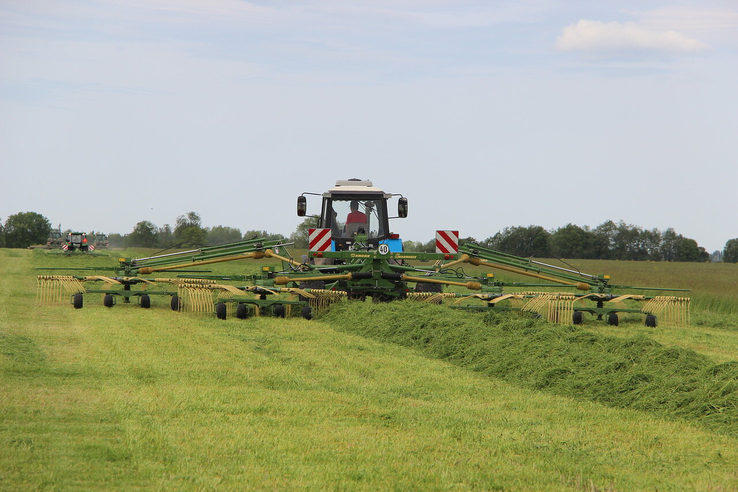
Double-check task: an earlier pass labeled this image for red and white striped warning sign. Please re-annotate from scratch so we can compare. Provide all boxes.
[435,230,459,254]
[62,244,69,251]
[89,245,95,251]
[309,228,332,252]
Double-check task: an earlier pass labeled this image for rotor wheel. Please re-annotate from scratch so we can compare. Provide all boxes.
[301,306,313,320]
[645,314,658,328]
[236,303,250,319]
[170,295,180,311]
[73,293,84,309]
[607,313,619,326]
[103,294,114,308]
[573,311,583,325]
[216,302,227,320]
[273,304,286,318]
[140,294,151,309]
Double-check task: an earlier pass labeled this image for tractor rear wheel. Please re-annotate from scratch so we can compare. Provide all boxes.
[73,293,84,309]
[103,294,114,308]
[140,294,151,309]
[216,302,227,320]
[607,313,619,326]
[645,314,658,327]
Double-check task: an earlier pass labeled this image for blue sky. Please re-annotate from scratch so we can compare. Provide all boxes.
[1,1,736,252]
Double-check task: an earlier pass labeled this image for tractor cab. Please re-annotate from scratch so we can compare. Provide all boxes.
[298,179,408,251]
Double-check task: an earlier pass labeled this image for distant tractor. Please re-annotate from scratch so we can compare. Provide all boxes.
[91,232,109,249]
[46,227,64,249]
[64,232,91,252]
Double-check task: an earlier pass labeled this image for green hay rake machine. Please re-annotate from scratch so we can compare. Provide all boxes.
[37,179,690,326]
[37,238,323,319]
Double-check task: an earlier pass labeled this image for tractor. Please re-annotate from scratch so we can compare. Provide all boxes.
[91,232,109,249]
[46,226,64,249]
[36,179,690,327]
[63,232,90,252]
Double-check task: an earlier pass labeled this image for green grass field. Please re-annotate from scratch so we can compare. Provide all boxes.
[2,248,738,490]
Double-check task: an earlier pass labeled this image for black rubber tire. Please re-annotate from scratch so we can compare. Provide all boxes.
[140,294,151,309]
[301,306,313,320]
[170,295,180,311]
[607,313,619,326]
[573,311,583,325]
[236,304,250,319]
[103,294,114,308]
[73,293,84,309]
[273,304,286,318]
[645,314,658,327]
[216,302,227,320]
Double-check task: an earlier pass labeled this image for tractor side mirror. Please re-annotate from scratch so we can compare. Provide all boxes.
[398,197,408,218]
[297,196,307,216]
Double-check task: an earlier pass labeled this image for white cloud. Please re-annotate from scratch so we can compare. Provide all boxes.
[556,19,709,57]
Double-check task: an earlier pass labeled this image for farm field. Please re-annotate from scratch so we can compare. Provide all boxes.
[2,248,738,490]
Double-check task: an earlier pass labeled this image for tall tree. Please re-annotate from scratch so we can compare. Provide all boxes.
[593,220,618,259]
[485,225,550,257]
[660,228,680,262]
[125,221,159,248]
[3,212,52,248]
[641,228,663,261]
[724,239,738,263]
[548,224,606,259]
[207,226,242,246]
[174,212,207,248]
[157,224,175,248]
[674,238,709,262]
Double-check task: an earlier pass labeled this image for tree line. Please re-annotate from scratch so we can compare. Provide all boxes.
[113,212,287,249]
[399,221,730,263]
[3,211,738,263]
[472,221,713,262]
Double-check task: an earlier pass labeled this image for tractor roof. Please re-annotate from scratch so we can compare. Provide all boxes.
[326,179,386,197]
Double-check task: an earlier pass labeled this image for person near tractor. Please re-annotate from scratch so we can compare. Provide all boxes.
[346,200,367,225]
